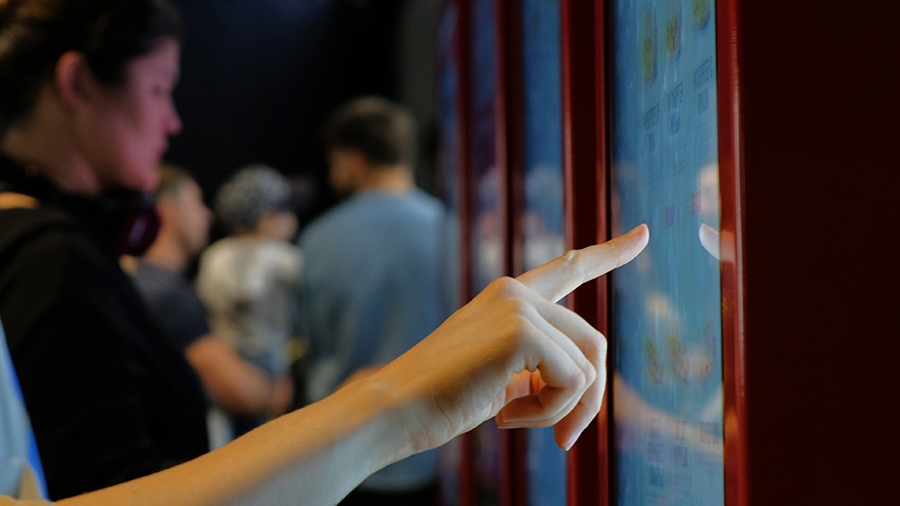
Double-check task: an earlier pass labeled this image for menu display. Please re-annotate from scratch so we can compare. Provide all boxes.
[609,0,724,505]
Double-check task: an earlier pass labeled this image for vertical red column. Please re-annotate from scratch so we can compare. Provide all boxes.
[498,1,528,506]
[449,0,476,503]
[561,0,607,505]
[715,0,749,505]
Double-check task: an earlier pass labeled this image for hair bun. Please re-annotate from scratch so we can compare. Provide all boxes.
[0,0,11,18]
[0,0,17,32]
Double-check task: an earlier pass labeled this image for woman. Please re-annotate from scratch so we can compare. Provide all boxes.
[0,0,650,504]
[0,0,207,499]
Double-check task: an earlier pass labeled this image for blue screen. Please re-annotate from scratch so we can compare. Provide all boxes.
[471,0,503,296]
[609,0,725,504]
[521,0,567,505]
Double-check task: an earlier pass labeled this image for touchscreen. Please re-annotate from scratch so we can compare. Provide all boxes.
[608,1,725,504]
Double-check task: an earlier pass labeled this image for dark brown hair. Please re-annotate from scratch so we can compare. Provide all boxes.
[0,0,183,134]
[323,95,416,168]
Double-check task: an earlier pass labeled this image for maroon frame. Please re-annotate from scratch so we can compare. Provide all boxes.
[560,0,607,505]
[436,0,476,503]
[734,0,896,502]
[715,0,749,504]
[496,1,529,506]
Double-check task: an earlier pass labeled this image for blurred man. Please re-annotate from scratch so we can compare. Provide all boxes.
[130,165,292,447]
[195,164,303,437]
[298,96,445,506]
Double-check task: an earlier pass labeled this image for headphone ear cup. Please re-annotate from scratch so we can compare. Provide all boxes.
[111,195,160,256]
[1,154,160,255]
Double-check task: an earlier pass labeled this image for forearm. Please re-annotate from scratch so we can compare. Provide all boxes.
[56,377,410,506]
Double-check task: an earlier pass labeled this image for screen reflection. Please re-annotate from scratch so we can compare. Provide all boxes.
[609,0,724,504]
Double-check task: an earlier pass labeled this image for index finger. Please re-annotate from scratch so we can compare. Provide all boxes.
[517,224,649,302]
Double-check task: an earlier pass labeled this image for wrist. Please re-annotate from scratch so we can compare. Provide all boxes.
[331,375,419,467]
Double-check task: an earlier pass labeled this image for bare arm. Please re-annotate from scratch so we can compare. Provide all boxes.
[185,336,291,417]
[52,225,648,506]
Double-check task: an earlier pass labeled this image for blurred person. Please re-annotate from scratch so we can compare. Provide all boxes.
[130,164,293,446]
[0,0,211,499]
[298,96,445,505]
[195,164,301,437]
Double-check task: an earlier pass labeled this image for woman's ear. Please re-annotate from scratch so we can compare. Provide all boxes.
[53,50,96,110]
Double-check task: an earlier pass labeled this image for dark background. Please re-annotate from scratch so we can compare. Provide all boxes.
[165,0,439,226]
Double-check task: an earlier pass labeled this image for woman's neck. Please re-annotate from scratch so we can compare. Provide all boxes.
[1,102,103,196]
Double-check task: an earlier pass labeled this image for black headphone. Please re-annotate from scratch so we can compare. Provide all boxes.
[0,153,160,256]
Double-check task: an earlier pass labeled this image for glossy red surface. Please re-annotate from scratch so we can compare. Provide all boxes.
[734,0,897,503]
[561,0,607,505]
[495,2,529,506]
[443,0,475,503]
[715,0,749,505]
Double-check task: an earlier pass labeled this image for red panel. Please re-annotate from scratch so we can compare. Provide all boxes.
[736,0,897,504]
[715,0,749,505]
[561,0,606,505]
[448,0,475,504]
[594,1,611,503]
[505,0,526,281]
[496,1,529,506]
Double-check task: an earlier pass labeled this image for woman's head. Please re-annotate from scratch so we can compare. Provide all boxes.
[0,0,182,131]
[0,0,184,193]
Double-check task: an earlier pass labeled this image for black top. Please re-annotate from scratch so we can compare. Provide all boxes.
[131,260,210,352]
[0,205,209,500]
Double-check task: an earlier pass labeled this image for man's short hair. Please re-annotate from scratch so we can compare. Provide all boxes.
[155,163,195,200]
[323,96,416,168]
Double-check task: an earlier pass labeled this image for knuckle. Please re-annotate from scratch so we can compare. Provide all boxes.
[500,298,530,317]
[580,395,602,414]
[581,329,606,362]
[561,249,585,275]
[561,249,580,267]
[582,363,597,386]
[568,368,587,391]
[495,309,530,344]
[505,315,534,345]
[596,333,608,358]
[489,276,521,297]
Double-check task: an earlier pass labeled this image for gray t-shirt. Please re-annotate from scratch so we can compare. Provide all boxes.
[196,238,302,376]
